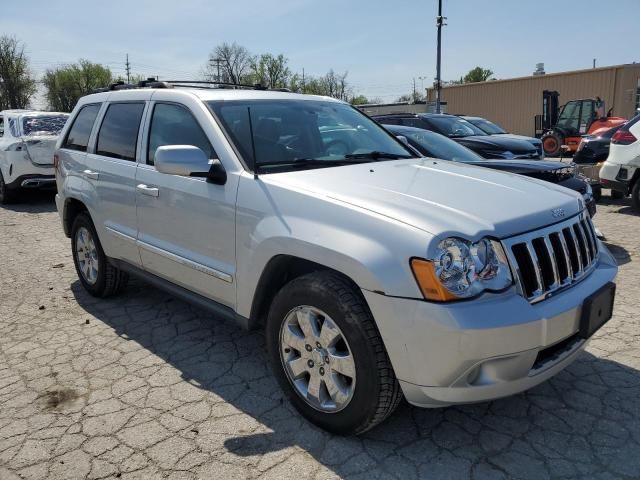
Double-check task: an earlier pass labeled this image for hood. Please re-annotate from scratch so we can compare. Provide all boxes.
[464,160,568,175]
[455,135,539,155]
[21,136,57,166]
[493,133,542,145]
[268,158,584,240]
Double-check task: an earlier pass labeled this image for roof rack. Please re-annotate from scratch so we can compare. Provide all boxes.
[91,79,292,94]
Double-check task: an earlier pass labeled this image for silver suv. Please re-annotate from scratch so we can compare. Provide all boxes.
[55,82,618,434]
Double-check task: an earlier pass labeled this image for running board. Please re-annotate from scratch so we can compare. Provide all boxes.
[108,258,252,330]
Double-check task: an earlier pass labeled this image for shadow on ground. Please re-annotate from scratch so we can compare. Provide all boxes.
[0,190,57,213]
[603,242,632,266]
[69,275,640,479]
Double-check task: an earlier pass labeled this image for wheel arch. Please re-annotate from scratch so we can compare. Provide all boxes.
[62,197,89,237]
[249,255,364,329]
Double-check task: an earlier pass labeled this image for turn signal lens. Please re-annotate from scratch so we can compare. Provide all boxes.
[410,258,459,302]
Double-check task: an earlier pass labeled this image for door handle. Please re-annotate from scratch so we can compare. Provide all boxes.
[136,184,159,197]
[83,169,99,180]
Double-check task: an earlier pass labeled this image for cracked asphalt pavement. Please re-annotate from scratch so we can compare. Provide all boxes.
[1,192,639,480]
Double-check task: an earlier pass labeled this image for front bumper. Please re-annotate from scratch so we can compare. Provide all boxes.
[363,245,617,408]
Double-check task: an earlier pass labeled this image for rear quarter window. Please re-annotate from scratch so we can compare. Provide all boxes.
[96,103,145,161]
[63,104,101,152]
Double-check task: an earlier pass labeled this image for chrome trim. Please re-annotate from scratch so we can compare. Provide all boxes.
[137,240,233,283]
[542,236,560,289]
[502,211,598,304]
[105,225,137,243]
[20,178,56,187]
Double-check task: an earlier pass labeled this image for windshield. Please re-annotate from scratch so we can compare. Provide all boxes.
[401,129,484,163]
[427,116,487,138]
[21,115,69,136]
[467,118,507,135]
[207,99,413,171]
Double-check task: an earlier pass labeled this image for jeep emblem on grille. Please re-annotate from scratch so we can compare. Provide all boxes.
[551,208,565,218]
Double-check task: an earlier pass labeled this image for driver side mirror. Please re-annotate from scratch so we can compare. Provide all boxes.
[396,135,410,146]
[155,145,227,185]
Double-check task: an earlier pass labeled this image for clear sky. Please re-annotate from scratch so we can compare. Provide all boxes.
[2,0,638,105]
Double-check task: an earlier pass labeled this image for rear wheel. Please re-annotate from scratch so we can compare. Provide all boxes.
[592,185,602,203]
[71,212,129,297]
[0,171,16,205]
[542,132,563,157]
[266,271,402,435]
[632,181,640,213]
[611,190,624,200]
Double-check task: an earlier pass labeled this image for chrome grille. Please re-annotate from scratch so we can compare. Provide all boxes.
[503,213,599,303]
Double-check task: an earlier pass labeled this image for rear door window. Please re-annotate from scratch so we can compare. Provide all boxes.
[96,103,145,161]
[147,103,216,165]
[63,104,101,152]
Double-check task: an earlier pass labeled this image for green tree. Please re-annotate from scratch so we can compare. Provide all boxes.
[349,95,370,105]
[463,67,494,83]
[0,36,36,109]
[249,53,291,88]
[43,60,112,112]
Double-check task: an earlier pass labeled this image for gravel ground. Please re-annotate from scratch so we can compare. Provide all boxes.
[0,192,639,480]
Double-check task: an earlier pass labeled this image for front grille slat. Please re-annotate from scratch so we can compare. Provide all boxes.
[505,214,598,303]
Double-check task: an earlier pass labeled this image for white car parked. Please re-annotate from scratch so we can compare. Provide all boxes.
[55,82,617,434]
[0,109,69,204]
[599,114,640,211]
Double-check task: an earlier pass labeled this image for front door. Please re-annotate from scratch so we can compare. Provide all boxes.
[135,101,238,308]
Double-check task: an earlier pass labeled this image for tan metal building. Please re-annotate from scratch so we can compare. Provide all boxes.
[426,63,640,136]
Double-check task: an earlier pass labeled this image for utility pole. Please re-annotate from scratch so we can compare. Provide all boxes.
[593,58,596,69]
[435,0,446,114]
[412,78,417,102]
[302,68,306,93]
[209,57,223,82]
[125,54,131,84]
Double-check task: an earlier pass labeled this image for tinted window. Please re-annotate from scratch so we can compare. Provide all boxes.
[147,103,216,165]
[96,103,145,161]
[378,117,400,125]
[400,118,427,129]
[403,129,483,162]
[0,116,4,137]
[427,116,487,137]
[63,104,101,152]
[467,118,506,135]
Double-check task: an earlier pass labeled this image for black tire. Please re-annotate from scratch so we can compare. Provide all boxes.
[71,212,128,297]
[592,185,602,203]
[632,181,640,213]
[611,190,624,200]
[266,270,402,435]
[542,132,563,157]
[0,170,16,205]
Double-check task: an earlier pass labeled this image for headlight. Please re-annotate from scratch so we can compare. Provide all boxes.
[411,237,513,301]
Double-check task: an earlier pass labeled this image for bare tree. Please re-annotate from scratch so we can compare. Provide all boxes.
[205,42,252,85]
[0,36,36,109]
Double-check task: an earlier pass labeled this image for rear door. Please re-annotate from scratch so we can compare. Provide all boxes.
[85,95,149,264]
[135,98,238,308]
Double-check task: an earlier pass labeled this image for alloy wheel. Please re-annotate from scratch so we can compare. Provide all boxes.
[75,227,99,284]
[279,305,356,413]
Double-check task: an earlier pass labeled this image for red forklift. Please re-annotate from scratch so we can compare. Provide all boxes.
[535,90,627,157]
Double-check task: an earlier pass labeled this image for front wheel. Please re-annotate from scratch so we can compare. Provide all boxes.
[266,271,402,435]
[611,190,624,200]
[542,132,563,157]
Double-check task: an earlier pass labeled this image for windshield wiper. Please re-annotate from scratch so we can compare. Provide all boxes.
[256,158,372,172]
[344,151,413,160]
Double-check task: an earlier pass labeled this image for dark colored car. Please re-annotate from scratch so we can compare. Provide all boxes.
[462,116,544,158]
[574,125,622,164]
[387,125,596,217]
[373,112,542,160]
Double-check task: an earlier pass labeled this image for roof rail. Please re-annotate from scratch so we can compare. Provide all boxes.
[90,79,293,94]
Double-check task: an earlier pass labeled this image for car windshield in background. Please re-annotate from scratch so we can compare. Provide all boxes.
[468,118,507,135]
[428,116,487,138]
[21,115,69,136]
[207,100,413,172]
[402,129,484,163]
